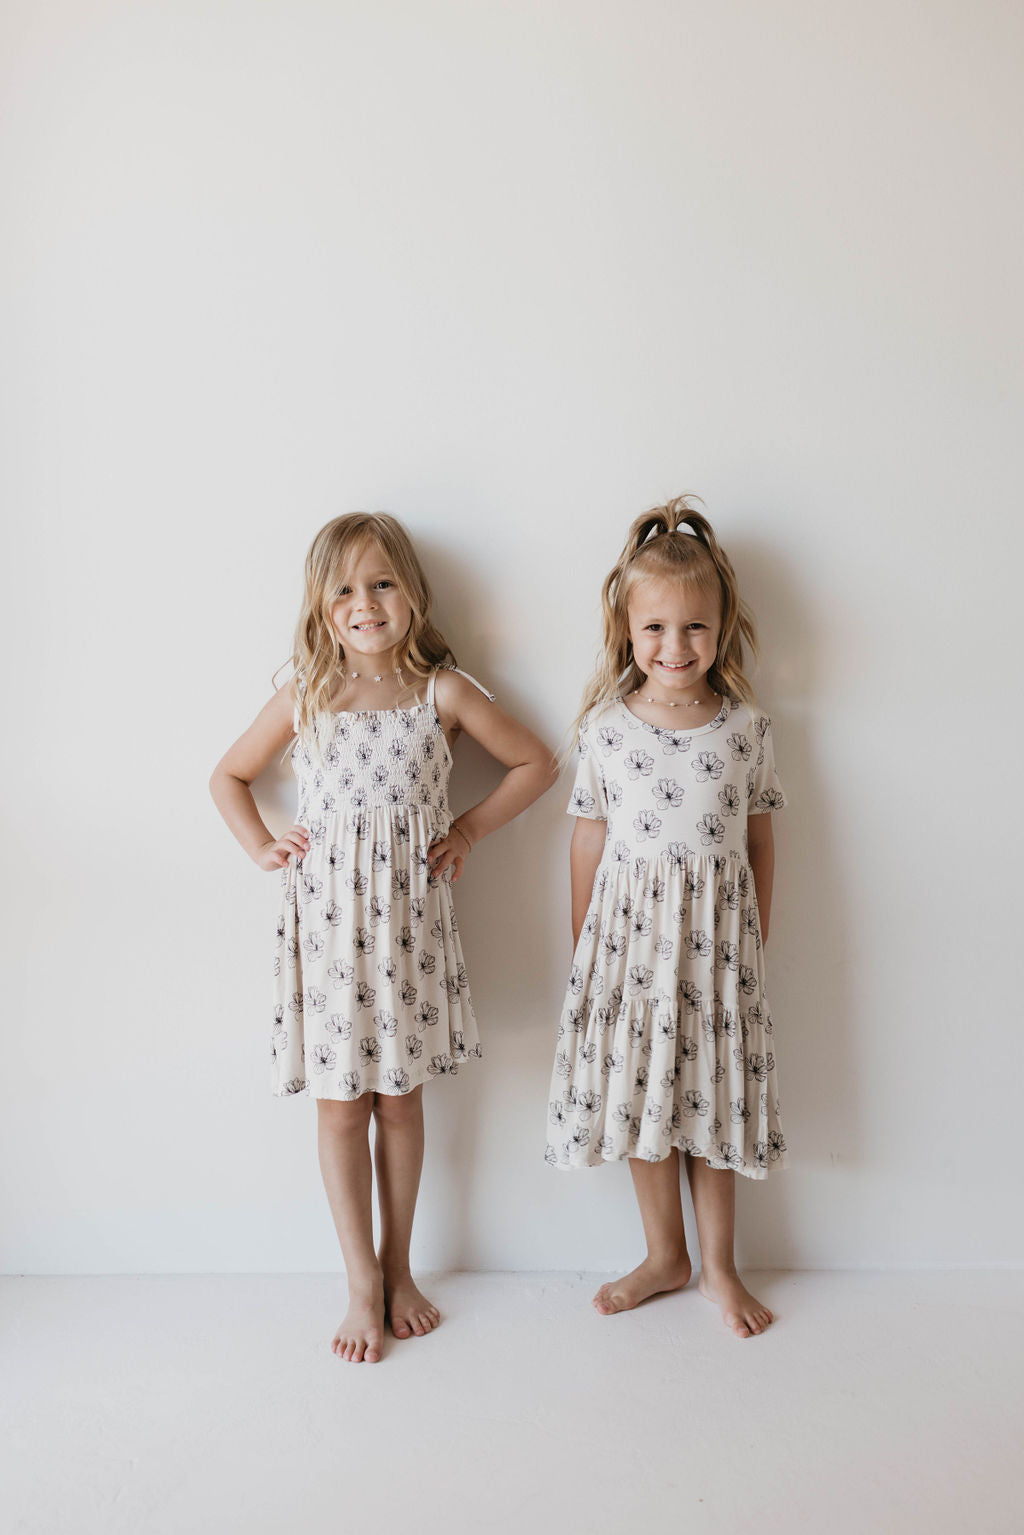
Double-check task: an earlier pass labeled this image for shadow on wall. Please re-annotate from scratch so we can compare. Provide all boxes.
[732,532,854,1267]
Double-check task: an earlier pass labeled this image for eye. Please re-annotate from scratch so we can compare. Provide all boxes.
[688,623,705,631]
[645,623,663,632]
[374,580,394,590]
[336,586,351,598]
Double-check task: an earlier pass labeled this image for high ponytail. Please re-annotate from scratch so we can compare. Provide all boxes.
[566,495,758,756]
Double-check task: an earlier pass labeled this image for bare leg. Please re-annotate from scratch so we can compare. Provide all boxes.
[593,1151,692,1315]
[686,1154,773,1338]
[317,1097,385,1362]
[372,1087,440,1340]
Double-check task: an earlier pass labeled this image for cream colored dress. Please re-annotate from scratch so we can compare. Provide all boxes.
[271,669,492,1099]
[547,697,788,1178]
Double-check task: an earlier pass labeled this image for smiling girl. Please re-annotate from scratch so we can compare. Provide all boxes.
[547,498,788,1338]
[211,513,556,1363]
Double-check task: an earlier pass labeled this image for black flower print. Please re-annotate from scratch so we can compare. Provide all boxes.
[571,787,597,815]
[378,956,398,983]
[727,732,751,762]
[630,912,653,943]
[577,1040,597,1065]
[628,1019,646,1048]
[755,787,785,811]
[718,783,740,816]
[305,985,326,1014]
[719,881,740,911]
[610,840,631,864]
[684,929,712,960]
[371,840,392,871]
[602,1050,624,1076]
[415,1002,439,1032]
[682,1089,709,1118]
[664,841,690,871]
[417,950,436,977]
[626,965,654,995]
[405,1034,423,1061]
[730,1098,751,1125]
[409,897,426,926]
[597,725,623,756]
[383,1066,411,1093]
[568,965,584,996]
[715,941,739,972]
[643,1102,662,1124]
[354,980,376,1009]
[346,870,369,897]
[310,1043,337,1075]
[374,1010,398,1038]
[575,1088,603,1120]
[326,1014,352,1041]
[738,965,758,996]
[302,931,325,964]
[692,751,724,783]
[633,809,662,841]
[367,896,391,927]
[398,979,417,1008]
[624,750,654,780]
[328,959,354,989]
[353,927,375,958]
[653,777,685,810]
[767,1129,786,1160]
[549,1100,568,1128]
[607,780,623,809]
[655,729,690,755]
[359,1036,382,1066]
[427,1053,457,1077]
[322,899,345,927]
[391,869,411,899]
[691,813,722,849]
[654,935,674,960]
[301,873,323,902]
[395,926,415,955]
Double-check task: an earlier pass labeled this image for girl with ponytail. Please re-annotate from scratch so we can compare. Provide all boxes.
[548,496,788,1339]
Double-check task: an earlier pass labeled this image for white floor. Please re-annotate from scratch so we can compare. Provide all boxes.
[3,1271,1021,1535]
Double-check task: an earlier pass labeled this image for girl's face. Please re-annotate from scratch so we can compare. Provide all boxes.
[627,576,721,696]
[330,542,413,664]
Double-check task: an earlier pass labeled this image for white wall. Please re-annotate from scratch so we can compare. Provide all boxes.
[2,0,1021,1273]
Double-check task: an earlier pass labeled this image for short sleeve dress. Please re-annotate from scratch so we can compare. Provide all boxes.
[271,668,492,1100]
[546,696,788,1178]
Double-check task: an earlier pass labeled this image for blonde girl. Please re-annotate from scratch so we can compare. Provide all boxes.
[212,513,556,1363]
[547,497,787,1338]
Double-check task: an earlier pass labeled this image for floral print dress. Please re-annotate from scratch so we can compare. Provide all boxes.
[547,697,788,1178]
[271,669,492,1099]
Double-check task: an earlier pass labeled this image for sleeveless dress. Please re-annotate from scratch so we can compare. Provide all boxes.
[271,668,492,1099]
[546,696,788,1179]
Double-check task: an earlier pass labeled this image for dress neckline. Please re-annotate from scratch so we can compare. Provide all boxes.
[615,694,731,737]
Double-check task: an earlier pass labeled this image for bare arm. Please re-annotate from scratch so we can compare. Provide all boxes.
[747,813,775,946]
[209,687,310,870]
[428,671,559,879]
[570,816,607,948]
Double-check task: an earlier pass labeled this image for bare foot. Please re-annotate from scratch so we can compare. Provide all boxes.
[331,1281,386,1362]
[384,1271,441,1340]
[698,1268,773,1338]
[592,1253,692,1315]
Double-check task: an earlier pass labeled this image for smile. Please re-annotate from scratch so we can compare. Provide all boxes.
[353,621,387,631]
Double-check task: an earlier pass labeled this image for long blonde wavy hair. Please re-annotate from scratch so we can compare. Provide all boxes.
[290,513,455,746]
[569,496,758,748]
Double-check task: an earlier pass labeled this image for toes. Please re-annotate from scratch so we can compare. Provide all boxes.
[365,1343,381,1363]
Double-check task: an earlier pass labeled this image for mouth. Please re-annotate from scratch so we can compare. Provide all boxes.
[655,660,694,672]
[352,621,387,633]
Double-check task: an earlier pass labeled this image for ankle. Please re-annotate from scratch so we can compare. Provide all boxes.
[645,1244,690,1269]
[346,1264,384,1299]
[700,1259,739,1282]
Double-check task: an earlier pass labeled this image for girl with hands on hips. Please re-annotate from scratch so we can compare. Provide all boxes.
[210,512,556,1364]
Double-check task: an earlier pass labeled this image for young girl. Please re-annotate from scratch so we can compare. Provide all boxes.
[547,498,787,1339]
[211,513,556,1364]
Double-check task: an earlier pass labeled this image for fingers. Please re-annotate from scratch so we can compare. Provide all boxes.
[280,826,310,860]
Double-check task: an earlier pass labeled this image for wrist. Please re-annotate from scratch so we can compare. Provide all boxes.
[451,819,473,852]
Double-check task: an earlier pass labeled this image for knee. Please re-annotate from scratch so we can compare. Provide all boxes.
[317,1096,373,1138]
[372,1088,422,1128]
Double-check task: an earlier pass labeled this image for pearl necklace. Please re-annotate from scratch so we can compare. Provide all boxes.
[633,687,717,710]
[348,667,406,685]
